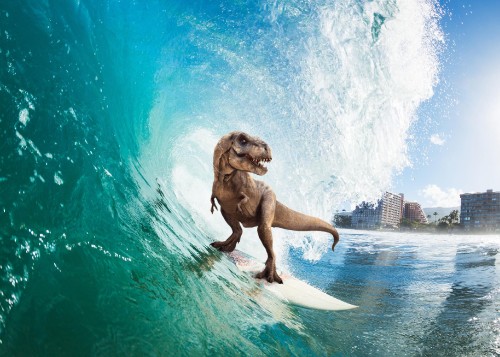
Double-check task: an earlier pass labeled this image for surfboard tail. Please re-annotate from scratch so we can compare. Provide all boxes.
[273,202,340,251]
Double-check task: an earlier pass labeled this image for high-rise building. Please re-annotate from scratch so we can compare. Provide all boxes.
[351,192,402,229]
[460,189,500,231]
[404,202,428,224]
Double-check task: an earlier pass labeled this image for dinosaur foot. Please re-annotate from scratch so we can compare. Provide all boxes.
[255,266,283,284]
[210,240,238,252]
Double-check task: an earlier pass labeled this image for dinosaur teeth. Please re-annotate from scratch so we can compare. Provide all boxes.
[246,155,270,168]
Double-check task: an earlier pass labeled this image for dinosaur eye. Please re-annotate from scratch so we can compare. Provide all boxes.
[240,137,247,145]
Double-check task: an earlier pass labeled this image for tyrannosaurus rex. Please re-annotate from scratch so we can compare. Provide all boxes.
[210,131,340,284]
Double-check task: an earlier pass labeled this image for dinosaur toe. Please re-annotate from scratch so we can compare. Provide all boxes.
[256,268,283,284]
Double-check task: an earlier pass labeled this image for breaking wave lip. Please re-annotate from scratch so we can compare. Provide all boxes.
[142,0,444,261]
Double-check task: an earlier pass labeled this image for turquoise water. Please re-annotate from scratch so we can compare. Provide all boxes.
[291,231,500,356]
[1,0,498,356]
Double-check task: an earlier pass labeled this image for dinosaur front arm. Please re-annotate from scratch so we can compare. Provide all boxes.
[210,181,220,214]
[210,194,218,214]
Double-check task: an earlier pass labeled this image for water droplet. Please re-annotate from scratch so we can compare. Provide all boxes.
[54,171,64,185]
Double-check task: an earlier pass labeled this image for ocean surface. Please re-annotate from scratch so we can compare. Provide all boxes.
[1,0,499,356]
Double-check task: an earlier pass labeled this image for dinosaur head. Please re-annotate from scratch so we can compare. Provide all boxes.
[213,131,272,180]
[228,132,272,175]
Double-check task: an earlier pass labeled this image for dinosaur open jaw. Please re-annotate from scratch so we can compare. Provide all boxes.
[246,154,271,170]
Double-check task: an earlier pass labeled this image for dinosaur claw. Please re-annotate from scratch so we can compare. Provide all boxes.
[210,196,218,214]
[210,234,240,252]
[256,267,283,284]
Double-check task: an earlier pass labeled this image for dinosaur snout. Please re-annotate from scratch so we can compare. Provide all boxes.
[263,144,272,160]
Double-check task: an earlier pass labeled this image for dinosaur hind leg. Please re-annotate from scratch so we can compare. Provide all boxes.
[255,191,283,284]
[211,209,242,252]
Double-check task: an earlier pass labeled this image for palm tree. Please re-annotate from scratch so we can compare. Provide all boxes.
[427,214,431,223]
[433,211,438,224]
[449,210,459,225]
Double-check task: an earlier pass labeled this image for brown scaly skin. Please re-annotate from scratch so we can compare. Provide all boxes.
[210,131,340,284]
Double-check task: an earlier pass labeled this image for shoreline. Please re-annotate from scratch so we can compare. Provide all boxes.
[338,227,500,236]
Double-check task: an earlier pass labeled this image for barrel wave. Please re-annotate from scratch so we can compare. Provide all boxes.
[0,0,452,355]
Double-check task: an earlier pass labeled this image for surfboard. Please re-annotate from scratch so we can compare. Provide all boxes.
[227,250,357,311]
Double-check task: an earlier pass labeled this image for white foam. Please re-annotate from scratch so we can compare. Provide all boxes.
[18,109,29,126]
[140,0,444,262]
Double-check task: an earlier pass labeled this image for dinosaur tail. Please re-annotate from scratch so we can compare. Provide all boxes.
[273,201,340,251]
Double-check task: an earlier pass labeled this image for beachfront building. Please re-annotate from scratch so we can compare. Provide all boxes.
[351,202,380,229]
[333,210,352,228]
[351,192,403,229]
[460,189,500,231]
[404,201,428,224]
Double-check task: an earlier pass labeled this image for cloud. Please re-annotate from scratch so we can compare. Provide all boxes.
[430,134,445,146]
[420,184,463,207]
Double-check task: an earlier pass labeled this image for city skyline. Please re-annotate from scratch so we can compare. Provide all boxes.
[393,1,500,207]
[340,188,499,231]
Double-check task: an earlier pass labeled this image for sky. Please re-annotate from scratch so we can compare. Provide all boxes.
[394,0,500,208]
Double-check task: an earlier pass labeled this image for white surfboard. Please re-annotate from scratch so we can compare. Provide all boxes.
[228,250,357,311]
